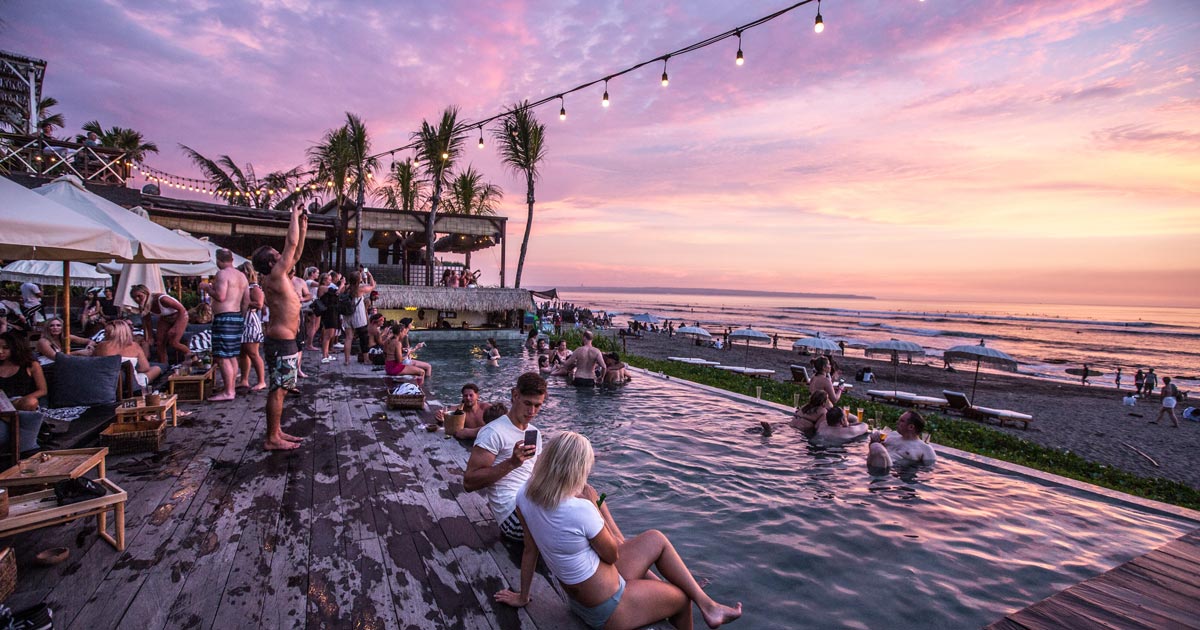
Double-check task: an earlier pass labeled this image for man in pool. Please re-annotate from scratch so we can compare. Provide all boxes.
[464,372,547,540]
[868,410,937,467]
[250,204,307,451]
[437,382,492,440]
[552,329,606,386]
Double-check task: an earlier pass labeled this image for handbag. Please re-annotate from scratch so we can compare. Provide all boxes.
[54,477,108,506]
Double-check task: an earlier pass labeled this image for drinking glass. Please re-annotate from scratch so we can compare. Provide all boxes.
[755,386,762,399]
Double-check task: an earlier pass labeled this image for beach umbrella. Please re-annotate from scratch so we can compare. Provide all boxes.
[793,336,840,354]
[98,229,249,278]
[729,327,772,366]
[629,313,661,324]
[0,175,133,262]
[865,339,926,392]
[676,325,712,339]
[943,340,1018,401]
[0,260,111,288]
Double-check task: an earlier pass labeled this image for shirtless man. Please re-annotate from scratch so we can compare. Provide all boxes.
[290,269,312,378]
[200,249,248,401]
[866,410,937,469]
[553,329,606,386]
[249,206,307,451]
[436,383,492,439]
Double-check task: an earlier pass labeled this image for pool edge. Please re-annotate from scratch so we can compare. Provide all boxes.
[629,367,1200,526]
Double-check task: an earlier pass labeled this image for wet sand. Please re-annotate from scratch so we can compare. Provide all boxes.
[615,332,1199,490]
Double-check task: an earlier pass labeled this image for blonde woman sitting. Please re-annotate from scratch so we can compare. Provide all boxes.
[36,316,95,360]
[94,319,162,389]
[496,431,742,629]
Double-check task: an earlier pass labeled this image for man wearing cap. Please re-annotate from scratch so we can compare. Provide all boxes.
[201,249,248,401]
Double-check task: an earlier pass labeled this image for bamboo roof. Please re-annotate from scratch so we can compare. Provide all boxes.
[374,285,531,312]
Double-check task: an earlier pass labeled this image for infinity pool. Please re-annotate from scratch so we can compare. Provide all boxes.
[423,340,1198,629]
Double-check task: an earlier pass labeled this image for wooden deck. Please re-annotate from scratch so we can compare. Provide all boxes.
[2,357,587,629]
[986,529,1200,630]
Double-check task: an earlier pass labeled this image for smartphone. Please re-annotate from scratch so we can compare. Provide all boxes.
[524,429,539,449]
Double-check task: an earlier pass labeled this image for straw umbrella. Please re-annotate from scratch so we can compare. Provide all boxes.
[943,340,1018,401]
[864,339,925,392]
[729,327,771,366]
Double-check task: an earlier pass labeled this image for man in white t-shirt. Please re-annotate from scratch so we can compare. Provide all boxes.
[19,282,44,324]
[464,372,547,541]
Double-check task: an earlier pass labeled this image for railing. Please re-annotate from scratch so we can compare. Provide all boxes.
[0,132,131,185]
[363,263,474,287]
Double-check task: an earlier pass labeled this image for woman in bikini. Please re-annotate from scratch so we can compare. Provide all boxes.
[130,284,190,364]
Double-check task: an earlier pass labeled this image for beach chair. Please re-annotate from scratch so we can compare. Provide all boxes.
[943,390,1033,429]
[790,365,811,384]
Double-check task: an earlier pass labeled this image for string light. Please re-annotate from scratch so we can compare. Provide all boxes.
[736,30,744,65]
[661,57,670,87]
[602,78,610,107]
[559,95,566,121]
[478,127,485,149]
[814,0,824,33]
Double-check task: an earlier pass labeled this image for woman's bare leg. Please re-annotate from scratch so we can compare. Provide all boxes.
[321,328,333,360]
[616,530,742,628]
[238,347,251,388]
[607,579,691,630]
[343,325,353,364]
[247,342,265,390]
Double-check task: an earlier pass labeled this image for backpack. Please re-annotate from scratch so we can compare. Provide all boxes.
[337,291,356,317]
[310,296,328,316]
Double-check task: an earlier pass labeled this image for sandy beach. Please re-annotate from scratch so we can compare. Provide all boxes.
[613,332,1199,491]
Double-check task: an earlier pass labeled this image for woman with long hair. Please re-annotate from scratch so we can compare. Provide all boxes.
[93,319,162,389]
[342,269,375,365]
[238,265,266,391]
[0,330,47,454]
[318,272,342,364]
[497,432,742,629]
[790,390,832,433]
[35,316,95,360]
[807,356,844,406]
[130,284,190,363]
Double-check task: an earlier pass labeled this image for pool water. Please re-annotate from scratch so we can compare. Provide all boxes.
[421,340,1198,629]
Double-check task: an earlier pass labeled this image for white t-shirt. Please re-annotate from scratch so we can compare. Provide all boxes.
[473,415,540,523]
[516,493,603,585]
[20,282,41,307]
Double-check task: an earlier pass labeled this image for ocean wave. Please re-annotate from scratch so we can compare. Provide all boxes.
[782,306,1177,330]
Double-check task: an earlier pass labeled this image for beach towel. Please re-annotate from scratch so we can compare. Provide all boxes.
[188,329,213,354]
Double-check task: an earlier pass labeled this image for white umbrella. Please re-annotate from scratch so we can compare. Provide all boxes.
[0,260,111,288]
[865,339,926,391]
[98,229,249,277]
[629,313,661,324]
[729,327,772,366]
[0,175,132,262]
[793,336,840,353]
[676,325,712,338]
[944,340,1018,401]
[113,263,167,310]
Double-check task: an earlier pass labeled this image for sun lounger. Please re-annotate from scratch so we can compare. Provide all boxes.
[714,366,775,378]
[866,390,948,409]
[789,365,811,383]
[943,390,1033,429]
[668,357,721,366]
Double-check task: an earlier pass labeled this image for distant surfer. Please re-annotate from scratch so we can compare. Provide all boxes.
[1081,363,1090,386]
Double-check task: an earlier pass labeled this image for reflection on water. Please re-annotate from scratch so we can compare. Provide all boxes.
[425,341,1197,630]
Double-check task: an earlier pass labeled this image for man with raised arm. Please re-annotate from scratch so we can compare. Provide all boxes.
[250,205,307,451]
[200,249,248,401]
[552,329,606,386]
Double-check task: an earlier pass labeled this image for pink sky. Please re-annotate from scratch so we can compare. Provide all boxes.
[6,0,1198,307]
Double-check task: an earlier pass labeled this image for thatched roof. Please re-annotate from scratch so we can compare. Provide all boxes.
[375,285,532,312]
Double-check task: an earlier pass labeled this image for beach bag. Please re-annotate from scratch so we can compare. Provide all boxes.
[310,296,328,316]
[337,291,355,317]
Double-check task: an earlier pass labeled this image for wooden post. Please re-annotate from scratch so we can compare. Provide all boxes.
[500,222,507,288]
[63,261,72,355]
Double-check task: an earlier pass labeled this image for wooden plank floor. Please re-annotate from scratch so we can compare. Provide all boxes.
[2,355,588,629]
[986,529,1200,630]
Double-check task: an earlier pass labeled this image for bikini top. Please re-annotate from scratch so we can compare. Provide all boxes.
[155,294,178,317]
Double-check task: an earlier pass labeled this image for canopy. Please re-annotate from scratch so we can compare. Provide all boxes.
[944,340,1019,401]
[35,176,208,264]
[0,260,111,288]
[629,313,661,324]
[793,336,840,353]
[0,174,133,262]
[729,328,771,343]
[676,326,712,338]
[98,230,248,277]
[865,339,926,392]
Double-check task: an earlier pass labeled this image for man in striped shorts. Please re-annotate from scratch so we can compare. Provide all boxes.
[201,249,247,401]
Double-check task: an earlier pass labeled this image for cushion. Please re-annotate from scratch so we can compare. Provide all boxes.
[50,352,121,408]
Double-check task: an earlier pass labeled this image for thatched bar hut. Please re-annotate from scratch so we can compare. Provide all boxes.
[373,285,531,338]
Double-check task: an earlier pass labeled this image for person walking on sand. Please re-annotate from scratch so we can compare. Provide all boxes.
[495,431,743,629]
[1135,369,1145,396]
[1151,377,1182,428]
[250,205,307,451]
[201,249,248,401]
[1081,363,1091,386]
[1115,367,1122,390]
[1144,368,1158,397]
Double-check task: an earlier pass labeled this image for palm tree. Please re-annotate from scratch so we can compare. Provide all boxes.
[377,158,425,212]
[492,101,547,288]
[80,120,160,163]
[2,96,64,134]
[413,106,467,286]
[180,144,307,209]
[309,113,377,271]
[443,165,503,271]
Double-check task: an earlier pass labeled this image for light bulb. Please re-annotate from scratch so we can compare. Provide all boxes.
[736,48,744,65]
[661,71,669,87]
[478,134,485,149]
[814,1,824,33]
[441,151,449,159]
[560,106,566,120]
[602,79,610,107]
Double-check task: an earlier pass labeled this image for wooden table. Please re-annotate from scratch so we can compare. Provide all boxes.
[116,393,179,427]
[0,393,17,464]
[0,447,108,489]
[168,366,215,402]
[0,477,127,550]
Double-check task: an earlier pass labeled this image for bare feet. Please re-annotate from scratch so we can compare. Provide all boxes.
[264,438,301,451]
[209,392,235,401]
[250,383,266,392]
[281,432,303,442]
[701,602,743,628]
